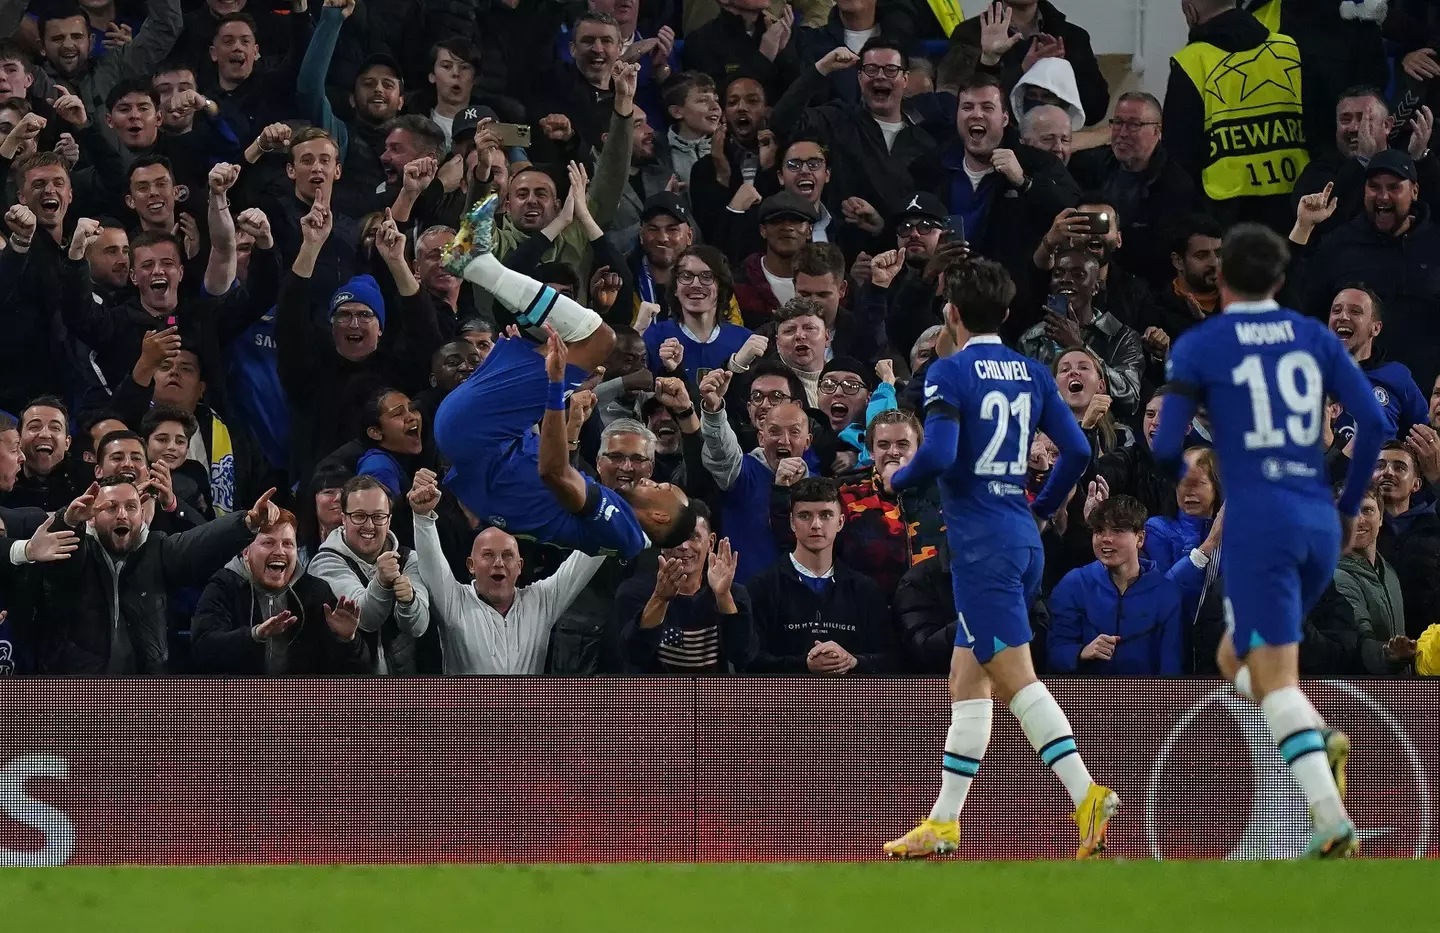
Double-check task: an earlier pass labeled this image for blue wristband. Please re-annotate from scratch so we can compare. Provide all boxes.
[547,381,568,411]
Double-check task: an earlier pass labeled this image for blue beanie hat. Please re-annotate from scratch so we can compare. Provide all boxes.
[330,274,386,329]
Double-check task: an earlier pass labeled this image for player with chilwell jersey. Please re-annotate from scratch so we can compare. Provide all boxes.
[1154,223,1387,859]
[881,258,1120,860]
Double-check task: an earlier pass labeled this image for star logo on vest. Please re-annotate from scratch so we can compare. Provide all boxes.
[1202,40,1302,107]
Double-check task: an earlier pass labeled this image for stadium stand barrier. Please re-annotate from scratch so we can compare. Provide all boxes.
[2,678,1434,865]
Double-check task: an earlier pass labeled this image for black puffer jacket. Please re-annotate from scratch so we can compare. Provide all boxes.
[893,556,1052,674]
[190,557,371,675]
[30,512,255,675]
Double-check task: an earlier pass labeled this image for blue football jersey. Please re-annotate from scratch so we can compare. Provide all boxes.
[1157,305,1385,517]
[922,337,1090,556]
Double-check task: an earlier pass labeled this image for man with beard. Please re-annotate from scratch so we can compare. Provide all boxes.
[407,469,605,674]
[1300,152,1440,392]
[307,475,432,675]
[1018,248,1144,418]
[1291,87,1436,246]
[296,0,404,205]
[1032,198,1154,336]
[1149,213,1222,343]
[625,193,692,319]
[3,397,82,512]
[606,105,675,248]
[34,0,183,147]
[1068,92,1198,291]
[614,500,755,674]
[95,429,206,533]
[856,192,959,368]
[190,506,369,675]
[934,73,1078,338]
[734,192,815,326]
[699,369,812,583]
[18,478,274,674]
[771,40,936,217]
[1328,287,1428,444]
[83,218,131,302]
[204,10,312,146]
[377,115,445,209]
[485,61,638,304]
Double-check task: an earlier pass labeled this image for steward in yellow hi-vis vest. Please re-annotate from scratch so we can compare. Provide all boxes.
[1172,29,1307,201]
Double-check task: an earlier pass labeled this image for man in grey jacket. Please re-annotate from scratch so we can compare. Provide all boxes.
[306,474,431,674]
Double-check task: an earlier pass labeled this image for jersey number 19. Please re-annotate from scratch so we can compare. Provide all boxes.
[1231,351,1322,451]
[976,391,1032,476]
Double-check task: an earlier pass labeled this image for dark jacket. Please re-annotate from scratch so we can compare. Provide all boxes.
[1069,145,1199,291]
[792,6,918,106]
[950,0,1110,126]
[1299,580,1362,675]
[1017,309,1146,417]
[29,511,255,675]
[745,556,897,673]
[190,558,371,675]
[1047,558,1185,675]
[1333,551,1411,676]
[892,555,1053,673]
[1096,440,1177,522]
[1300,204,1440,392]
[528,62,618,152]
[613,574,756,674]
[768,63,939,216]
[1292,147,1440,248]
[2,460,86,515]
[924,135,1079,339]
[0,235,74,417]
[1378,499,1440,639]
[680,9,804,106]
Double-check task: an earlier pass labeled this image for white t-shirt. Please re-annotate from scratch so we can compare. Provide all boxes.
[762,259,795,304]
[875,118,903,151]
[964,160,994,191]
[431,110,455,147]
[843,27,877,53]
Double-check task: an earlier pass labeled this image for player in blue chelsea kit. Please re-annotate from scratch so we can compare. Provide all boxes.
[432,195,698,558]
[1154,225,1387,859]
[883,259,1120,860]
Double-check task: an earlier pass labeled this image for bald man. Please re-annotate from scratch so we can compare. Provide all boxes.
[1021,104,1074,166]
[407,469,606,674]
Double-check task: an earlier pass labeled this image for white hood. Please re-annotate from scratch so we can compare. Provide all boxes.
[1010,58,1085,131]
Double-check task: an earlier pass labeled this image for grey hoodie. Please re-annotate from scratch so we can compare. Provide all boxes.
[307,526,430,674]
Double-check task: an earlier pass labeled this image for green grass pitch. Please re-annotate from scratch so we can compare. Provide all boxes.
[1,861,1429,932]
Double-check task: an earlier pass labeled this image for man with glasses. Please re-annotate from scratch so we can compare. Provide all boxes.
[1070,92,1198,290]
[308,475,432,675]
[767,38,937,223]
[595,419,657,491]
[857,192,956,371]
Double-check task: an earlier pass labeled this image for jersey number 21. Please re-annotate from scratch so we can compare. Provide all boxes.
[976,391,1032,476]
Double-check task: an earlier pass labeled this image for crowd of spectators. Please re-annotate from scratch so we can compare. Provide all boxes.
[1,0,1439,678]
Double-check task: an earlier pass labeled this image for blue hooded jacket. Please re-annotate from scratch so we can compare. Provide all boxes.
[1047,558,1185,675]
[1337,356,1429,444]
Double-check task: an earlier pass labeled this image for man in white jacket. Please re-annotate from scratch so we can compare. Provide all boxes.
[307,475,431,674]
[407,469,606,674]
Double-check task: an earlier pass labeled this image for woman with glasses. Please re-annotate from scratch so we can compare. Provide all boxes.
[642,244,760,383]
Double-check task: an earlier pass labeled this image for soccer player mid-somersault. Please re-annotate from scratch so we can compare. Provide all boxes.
[433,194,698,558]
[1153,223,1386,859]
[883,258,1121,860]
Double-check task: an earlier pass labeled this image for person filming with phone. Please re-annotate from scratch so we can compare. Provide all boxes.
[1017,246,1144,418]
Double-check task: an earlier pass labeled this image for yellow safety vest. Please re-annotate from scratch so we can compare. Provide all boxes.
[1251,0,1282,34]
[1172,32,1309,201]
[926,0,964,37]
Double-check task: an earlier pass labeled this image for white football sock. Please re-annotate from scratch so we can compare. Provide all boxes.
[1233,665,1255,702]
[1010,681,1093,808]
[1261,686,1346,829]
[928,699,992,823]
[459,252,601,342]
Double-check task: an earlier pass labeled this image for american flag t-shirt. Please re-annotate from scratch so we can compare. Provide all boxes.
[659,622,721,671]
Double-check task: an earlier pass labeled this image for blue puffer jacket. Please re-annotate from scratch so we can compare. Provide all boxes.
[1143,512,1210,570]
[1047,558,1184,675]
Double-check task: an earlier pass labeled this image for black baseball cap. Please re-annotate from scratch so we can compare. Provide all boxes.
[759,191,819,224]
[822,356,876,391]
[640,192,691,226]
[452,104,498,147]
[1365,149,1417,183]
[356,53,403,81]
[891,191,948,226]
